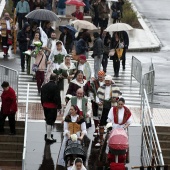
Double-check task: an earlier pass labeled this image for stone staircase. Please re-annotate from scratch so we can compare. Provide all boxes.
[156,126,170,165]
[0,121,24,168]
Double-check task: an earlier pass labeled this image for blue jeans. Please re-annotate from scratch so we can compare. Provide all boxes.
[57,8,66,15]
[94,55,103,79]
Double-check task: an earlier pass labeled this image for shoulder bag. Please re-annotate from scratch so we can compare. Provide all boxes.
[32,55,44,72]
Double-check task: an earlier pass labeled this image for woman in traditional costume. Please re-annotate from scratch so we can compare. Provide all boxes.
[29,32,42,75]
[68,158,87,170]
[57,105,87,167]
[66,70,89,97]
[45,40,67,83]
[58,55,76,104]
[107,97,132,129]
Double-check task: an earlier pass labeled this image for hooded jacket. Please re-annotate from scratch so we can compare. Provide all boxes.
[17,22,31,50]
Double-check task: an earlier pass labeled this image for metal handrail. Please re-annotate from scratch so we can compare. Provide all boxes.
[141,89,164,167]
[22,84,30,170]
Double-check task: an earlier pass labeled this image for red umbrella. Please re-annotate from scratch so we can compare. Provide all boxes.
[65,0,86,6]
[108,128,129,150]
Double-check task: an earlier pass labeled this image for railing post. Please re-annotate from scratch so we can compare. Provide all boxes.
[22,84,30,170]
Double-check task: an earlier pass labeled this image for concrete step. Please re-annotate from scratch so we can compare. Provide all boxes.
[0,150,22,159]
[159,140,170,149]
[0,135,24,143]
[162,148,170,157]
[4,126,24,135]
[157,132,170,141]
[0,159,22,166]
[163,156,170,165]
[0,142,23,151]
[156,126,170,133]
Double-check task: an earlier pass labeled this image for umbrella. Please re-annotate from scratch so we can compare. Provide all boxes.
[65,0,86,6]
[25,9,61,22]
[105,23,133,32]
[59,25,77,38]
[108,128,129,150]
[71,20,97,31]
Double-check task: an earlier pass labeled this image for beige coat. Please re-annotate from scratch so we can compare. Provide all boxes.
[35,53,46,71]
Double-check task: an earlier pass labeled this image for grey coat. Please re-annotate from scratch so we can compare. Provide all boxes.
[92,37,104,56]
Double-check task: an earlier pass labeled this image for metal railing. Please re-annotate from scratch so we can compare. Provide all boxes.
[22,84,30,170]
[141,89,164,168]
[131,56,142,94]
[0,64,19,100]
[142,59,155,103]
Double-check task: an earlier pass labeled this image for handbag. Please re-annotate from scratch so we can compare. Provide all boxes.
[116,48,124,59]
[32,55,44,72]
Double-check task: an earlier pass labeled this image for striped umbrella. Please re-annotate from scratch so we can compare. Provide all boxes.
[25,9,61,22]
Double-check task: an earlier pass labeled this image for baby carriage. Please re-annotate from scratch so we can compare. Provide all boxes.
[64,140,86,169]
[107,128,129,170]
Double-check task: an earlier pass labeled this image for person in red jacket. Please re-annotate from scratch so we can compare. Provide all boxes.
[72,6,84,20]
[0,81,17,135]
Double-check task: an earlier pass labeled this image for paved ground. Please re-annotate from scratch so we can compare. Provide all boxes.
[130,0,170,108]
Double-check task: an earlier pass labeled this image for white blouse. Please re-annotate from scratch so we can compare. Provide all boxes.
[107,107,132,129]
[64,115,87,136]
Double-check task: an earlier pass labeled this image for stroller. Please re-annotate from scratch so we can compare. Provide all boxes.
[64,140,86,169]
[107,128,129,170]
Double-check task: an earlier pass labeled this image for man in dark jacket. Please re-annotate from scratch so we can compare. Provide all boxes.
[59,28,73,54]
[0,81,17,135]
[76,32,89,56]
[91,32,104,79]
[17,22,31,72]
[41,73,61,143]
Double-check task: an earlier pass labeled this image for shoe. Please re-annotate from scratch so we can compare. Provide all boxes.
[3,54,7,58]
[123,66,125,71]
[44,134,53,141]
[22,68,25,72]
[9,132,16,135]
[46,138,56,144]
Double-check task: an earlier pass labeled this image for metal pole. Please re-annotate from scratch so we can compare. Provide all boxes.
[130,56,133,86]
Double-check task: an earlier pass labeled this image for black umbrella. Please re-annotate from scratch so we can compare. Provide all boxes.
[25,9,61,22]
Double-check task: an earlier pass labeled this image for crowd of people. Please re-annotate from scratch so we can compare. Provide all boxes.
[0,0,132,169]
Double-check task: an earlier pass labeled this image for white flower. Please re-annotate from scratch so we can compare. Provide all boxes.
[24,50,31,56]
[71,134,78,142]
[34,41,42,47]
[106,122,112,129]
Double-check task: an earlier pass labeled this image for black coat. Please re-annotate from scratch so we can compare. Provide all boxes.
[41,81,61,109]
[17,23,31,50]
[59,32,73,46]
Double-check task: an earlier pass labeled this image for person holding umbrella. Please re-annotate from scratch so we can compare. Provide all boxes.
[59,26,75,54]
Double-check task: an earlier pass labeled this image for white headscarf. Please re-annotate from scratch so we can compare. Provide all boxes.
[38,26,48,47]
[71,158,87,170]
[51,40,67,56]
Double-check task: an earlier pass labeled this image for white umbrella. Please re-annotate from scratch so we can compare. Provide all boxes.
[70,20,97,31]
[105,23,133,32]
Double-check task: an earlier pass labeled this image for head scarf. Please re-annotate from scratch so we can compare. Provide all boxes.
[71,158,87,170]
[98,70,105,76]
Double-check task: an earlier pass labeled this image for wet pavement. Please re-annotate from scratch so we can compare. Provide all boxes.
[25,122,95,170]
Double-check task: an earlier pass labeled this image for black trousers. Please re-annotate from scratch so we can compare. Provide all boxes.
[18,13,27,30]
[20,49,27,70]
[102,53,109,73]
[113,56,120,75]
[122,48,126,69]
[0,114,16,133]
[100,107,110,126]
[43,107,57,125]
